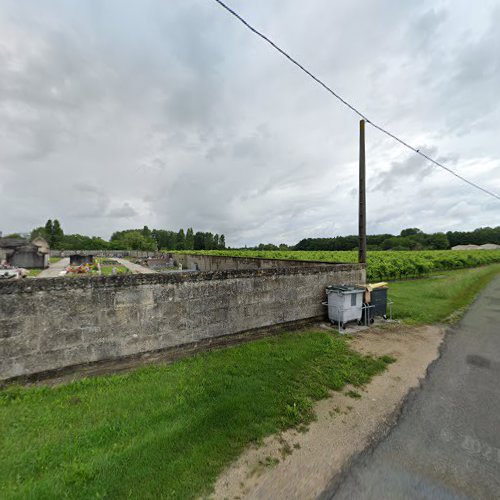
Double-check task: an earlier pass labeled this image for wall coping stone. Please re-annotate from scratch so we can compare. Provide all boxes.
[0,263,365,295]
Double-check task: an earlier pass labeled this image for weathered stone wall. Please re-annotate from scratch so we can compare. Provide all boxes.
[169,253,338,272]
[51,250,159,258]
[0,264,365,381]
[11,251,48,269]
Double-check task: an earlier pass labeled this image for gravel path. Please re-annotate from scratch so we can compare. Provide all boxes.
[37,258,70,278]
[113,258,156,274]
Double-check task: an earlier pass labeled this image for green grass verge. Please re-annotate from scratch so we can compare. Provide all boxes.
[27,268,43,277]
[49,256,61,264]
[390,264,500,324]
[0,331,392,499]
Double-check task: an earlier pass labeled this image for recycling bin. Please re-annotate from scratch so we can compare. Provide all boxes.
[326,285,365,327]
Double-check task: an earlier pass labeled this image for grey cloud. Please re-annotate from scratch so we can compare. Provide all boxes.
[108,203,138,218]
[370,146,438,193]
[0,0,499,244]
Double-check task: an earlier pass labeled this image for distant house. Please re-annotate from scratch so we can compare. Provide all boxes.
[0,237,50,268]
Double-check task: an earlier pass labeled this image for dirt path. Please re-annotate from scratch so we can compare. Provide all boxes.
[211,325,445,500]
[326,276,500,499]
[37,258,70,278]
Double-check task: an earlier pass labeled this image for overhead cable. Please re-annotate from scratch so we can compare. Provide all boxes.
[212,0,500,201]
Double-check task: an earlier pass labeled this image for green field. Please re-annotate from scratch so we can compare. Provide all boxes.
[0,332,392,499]
[391,264,500,324]
[173,249,500,281]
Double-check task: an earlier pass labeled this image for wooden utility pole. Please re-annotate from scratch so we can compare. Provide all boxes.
[359,119,367,264]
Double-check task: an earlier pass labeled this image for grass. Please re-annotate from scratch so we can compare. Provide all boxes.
[27,268,43,277]
[0,331,393,499]
[99,265,129,276]
[95,258,129,276]
[49,256,61,264]
[390,264,500,324]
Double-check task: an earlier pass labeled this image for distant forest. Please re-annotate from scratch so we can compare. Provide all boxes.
[28,220,226,251]
[292,227,500,252]
[6,221,498,252]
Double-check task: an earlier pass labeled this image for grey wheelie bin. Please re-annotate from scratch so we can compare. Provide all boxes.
[326,285,365,328]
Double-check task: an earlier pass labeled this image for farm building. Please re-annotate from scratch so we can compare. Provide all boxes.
[0,236,50,268]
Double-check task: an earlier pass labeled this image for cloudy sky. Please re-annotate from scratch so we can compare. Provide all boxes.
[1,0,499,246]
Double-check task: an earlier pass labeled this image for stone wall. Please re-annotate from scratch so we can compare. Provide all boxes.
[169,253,338,272]
[51,250,159,258]
[0,264,365,381]
[11,251,48,269]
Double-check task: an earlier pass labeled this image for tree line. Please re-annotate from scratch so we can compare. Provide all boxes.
[30,221,226,251]
[27,221,500,252]
[293,227,500,251]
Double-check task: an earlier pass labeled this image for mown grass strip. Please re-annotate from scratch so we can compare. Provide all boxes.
[0,331,392,499]
[390,264,500,324]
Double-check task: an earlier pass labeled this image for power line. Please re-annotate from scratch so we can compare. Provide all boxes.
[212,0,500,202]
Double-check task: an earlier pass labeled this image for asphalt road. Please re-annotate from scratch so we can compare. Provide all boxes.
[321,275,500,500]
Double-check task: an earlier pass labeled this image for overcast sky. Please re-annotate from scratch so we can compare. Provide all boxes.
[1,0,499,246]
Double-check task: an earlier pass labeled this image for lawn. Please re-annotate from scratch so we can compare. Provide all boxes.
[49,256,61,264]
[27,268,43,277]
[0,332,392,499]
[390,264,500,324]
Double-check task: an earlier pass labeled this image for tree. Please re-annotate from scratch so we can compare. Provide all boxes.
[111,232,156,251]
[219,234,226,249]
[51,219,64,248]
[176,229,186,250]
[185,228,194,250]
[400,228,422,237]
[141,225,151,238]
[31,227,45,239]
[194,232,205,250]
[44,219,53,240]
[427,232,449,250]
[204,232,214,250]
[110,229,157,250]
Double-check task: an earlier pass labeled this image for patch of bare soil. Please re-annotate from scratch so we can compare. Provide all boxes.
[210,324,446,500]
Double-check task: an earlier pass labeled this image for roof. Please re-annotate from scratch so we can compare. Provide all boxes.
[0,237,32,249]
[0,237,49,254]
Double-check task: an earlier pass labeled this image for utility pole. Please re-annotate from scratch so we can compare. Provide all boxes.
[359,119,367,264]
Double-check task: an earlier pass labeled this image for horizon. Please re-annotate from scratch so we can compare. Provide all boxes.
[2,222,498,249]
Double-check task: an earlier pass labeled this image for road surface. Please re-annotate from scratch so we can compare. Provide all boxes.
[322,275,500,499]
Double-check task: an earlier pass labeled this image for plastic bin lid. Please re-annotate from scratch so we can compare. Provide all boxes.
[326,285,365,294]
[367,282,389,290]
